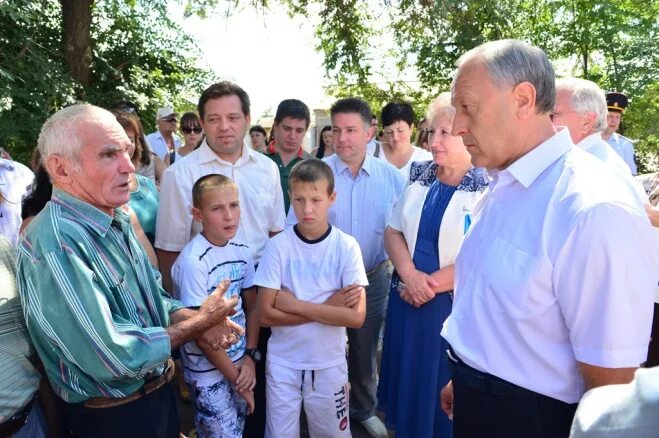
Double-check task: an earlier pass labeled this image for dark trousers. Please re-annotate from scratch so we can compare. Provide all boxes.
[243,326,270,437]
[348,262,389,421]
[647,303,659,367]
[63,381,179,438]
[449,352,577,438]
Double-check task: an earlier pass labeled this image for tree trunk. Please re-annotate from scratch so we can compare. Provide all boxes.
[60,0,94,93]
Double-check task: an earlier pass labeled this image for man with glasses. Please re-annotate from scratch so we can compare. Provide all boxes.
[147,107,182,161]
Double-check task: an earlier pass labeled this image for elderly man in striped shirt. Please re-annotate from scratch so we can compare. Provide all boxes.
[16,104,241,437]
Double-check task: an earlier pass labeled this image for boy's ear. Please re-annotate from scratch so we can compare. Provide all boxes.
[192,207,203,223]
[328,190,337,205]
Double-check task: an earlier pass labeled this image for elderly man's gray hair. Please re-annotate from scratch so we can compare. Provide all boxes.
[454,39,556,114]
[555,78,608,133]
[38,103,109,164]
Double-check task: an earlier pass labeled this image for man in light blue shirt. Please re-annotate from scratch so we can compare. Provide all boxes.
[321,98,404,437]
[603,92,637,175]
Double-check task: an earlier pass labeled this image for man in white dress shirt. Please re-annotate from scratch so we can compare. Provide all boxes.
[553,78,630,177]
[155,82,285,292]
[439,39,659,438]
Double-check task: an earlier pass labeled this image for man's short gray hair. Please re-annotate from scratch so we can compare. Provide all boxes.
[455,39,556,114]
[427,92,456,122]
[38,103,107,164]
[555,77,608,133]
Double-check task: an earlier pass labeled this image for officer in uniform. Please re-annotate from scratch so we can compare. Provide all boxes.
[603,92,637,175]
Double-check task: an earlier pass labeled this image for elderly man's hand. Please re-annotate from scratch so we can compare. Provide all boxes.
[199,279,238,324]
[200,318,244,351]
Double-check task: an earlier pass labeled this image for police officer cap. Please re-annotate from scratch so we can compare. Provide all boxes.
[606,92,628,113]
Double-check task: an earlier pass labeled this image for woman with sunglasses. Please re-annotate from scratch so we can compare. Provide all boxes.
[167,112,204,165]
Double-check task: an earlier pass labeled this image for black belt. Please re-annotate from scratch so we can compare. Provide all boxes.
[447,347,539,397]
[0,398,34,438]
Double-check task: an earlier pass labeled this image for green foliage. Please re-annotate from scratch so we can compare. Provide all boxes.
[625,82,659,173]
[0,0,216,164]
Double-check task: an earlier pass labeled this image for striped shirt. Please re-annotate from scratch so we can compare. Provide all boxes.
[0,235,40,420]
[323,154,405,271]
[172,234,255,386]
[16,189,183,403]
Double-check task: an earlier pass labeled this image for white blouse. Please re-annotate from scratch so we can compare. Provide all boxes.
[388,162,488,268]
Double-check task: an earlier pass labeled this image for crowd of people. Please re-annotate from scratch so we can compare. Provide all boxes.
[1,38,658,438]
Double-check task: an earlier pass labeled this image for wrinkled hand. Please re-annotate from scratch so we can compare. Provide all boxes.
[440,381,454,420]
[325,285,364,308]
[274,289,298,313]
[400,270,437,307]
[239,389,255,415]
[236,357,256,392]
[200,319,244,350]
[199,279,238,324]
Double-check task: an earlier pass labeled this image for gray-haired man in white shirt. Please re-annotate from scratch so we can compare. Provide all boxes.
[439,39,659,438]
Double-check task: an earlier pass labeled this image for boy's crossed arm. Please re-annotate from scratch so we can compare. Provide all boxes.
[258,284,366,329]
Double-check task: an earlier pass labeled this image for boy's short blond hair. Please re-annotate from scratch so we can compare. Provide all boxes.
[192,174,238,208]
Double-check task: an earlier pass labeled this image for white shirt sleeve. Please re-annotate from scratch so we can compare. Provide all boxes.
[243,250,256,289]
[269,162,286,233]
[341,237,369,287]
[253,239,282,290]
[387,182,410,232]
[172,256,209,308]
[554,203,659,368]
[154,167,193,252]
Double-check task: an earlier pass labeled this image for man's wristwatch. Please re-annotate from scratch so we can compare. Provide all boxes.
[245,348,262,363]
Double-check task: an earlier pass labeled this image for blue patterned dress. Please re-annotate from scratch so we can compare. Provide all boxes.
[377,163,488,437]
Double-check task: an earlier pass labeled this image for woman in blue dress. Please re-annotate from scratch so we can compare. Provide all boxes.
[377,93,489,437]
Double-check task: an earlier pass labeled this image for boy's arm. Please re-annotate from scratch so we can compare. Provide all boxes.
[196,339,240,385]
[242,286,260,349]
[275,286,366,328]
[257,286,311,327]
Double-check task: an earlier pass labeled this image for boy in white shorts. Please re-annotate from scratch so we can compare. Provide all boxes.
[255,159,368,437]
[172,174,260,438]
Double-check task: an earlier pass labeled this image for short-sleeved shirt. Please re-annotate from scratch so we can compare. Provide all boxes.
[172,233,255,386]
[155,141,285,265]
[441,128,659,403]
[0,159,34,246]
[129,174,159,243]
[605,132,637,175]
[264,143,314,214]
[17,189,183,403]
[0,236,40,419]
[254,225,368,370]
[146,130,181,161]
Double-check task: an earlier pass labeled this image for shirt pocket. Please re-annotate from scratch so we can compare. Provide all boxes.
[478,237,555,320]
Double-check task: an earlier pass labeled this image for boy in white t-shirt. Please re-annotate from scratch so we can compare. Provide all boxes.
[255,159,368,437]
[172,174,260,438]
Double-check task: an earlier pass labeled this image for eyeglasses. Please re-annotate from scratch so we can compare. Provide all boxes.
[549,110,576,121]
[181,126,202,134]
[163,117,177,123]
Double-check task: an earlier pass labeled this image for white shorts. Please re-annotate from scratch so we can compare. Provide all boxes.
[265,360,351,438]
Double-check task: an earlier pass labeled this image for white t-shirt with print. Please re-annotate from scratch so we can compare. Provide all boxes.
[172,233,255,386]
[254,226,368,370]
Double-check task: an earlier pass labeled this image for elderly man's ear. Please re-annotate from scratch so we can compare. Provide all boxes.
[512,81,537,119]
[45,154,75,183]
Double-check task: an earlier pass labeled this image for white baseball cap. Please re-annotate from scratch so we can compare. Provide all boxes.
[156,107,176,122]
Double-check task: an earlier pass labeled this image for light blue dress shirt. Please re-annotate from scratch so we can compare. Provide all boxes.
[606,132,637,175]
[288,154,404,271]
